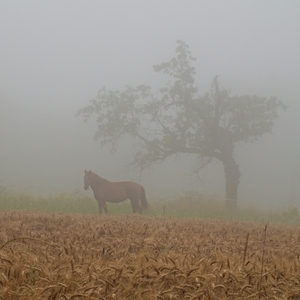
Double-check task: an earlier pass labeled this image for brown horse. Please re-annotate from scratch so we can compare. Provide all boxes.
[83,170,149,214]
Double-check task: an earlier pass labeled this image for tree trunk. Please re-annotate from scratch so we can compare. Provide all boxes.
[223,156,240,209]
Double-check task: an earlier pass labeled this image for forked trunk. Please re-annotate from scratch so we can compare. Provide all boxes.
[223,155,240,209]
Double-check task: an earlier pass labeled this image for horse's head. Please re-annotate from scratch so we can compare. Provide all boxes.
[84,170,92,190]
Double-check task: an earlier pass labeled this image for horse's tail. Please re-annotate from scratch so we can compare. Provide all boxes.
[140,187,150,212]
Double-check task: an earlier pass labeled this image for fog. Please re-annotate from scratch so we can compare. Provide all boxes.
[1,1,300,209]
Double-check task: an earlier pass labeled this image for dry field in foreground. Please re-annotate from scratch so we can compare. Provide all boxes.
[0,211,300,299]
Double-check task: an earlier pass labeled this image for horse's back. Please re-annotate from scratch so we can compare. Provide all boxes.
[122,181,144,198]
[94,180,127,202]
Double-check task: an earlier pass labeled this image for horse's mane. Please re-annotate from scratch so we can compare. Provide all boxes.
[90,171,109,184]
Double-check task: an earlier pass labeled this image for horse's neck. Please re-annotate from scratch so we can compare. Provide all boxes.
[90,173,109,189]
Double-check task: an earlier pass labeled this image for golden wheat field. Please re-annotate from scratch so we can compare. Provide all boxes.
[0,211,300,300]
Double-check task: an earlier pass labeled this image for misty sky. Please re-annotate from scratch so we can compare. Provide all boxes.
[1,1,300,209]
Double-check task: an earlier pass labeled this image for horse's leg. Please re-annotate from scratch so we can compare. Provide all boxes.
[97,200,108,214]
[129,198,136,213]
[103,202,108,214]
[137,201,142,214]
[97,200,108,215]
[97,200,103,214]
[129,198,141,214]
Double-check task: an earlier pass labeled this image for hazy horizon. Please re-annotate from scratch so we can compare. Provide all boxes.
[1,1,300,210]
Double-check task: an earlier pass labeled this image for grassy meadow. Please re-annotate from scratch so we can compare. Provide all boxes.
[0,187,298,224]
